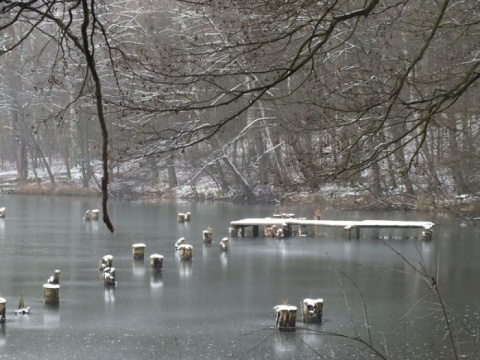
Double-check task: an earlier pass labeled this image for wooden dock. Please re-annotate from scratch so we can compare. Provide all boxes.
[229,217,434,239]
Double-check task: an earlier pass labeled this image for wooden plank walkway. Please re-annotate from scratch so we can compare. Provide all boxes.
[229,217,434,239]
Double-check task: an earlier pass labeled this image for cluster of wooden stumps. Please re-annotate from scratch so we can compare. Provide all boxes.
[83,209,100,221]
[1,210,231,325]
[0,270,60,323]
[274,298,323,331]
[99,255,116,286]
[99,244,165,287]
[177,212,191,223]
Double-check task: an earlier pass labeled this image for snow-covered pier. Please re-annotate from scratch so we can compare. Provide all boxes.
[229,217,434,239]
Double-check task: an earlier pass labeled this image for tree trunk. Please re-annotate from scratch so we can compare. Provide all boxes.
[166,154,178,188]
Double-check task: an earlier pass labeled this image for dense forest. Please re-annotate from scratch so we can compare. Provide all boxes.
[1,0,479,228]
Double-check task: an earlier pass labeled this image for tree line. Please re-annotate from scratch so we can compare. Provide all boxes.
[1,0,479,229]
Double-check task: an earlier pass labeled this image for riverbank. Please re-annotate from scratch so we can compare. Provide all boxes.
[1,165,479,217]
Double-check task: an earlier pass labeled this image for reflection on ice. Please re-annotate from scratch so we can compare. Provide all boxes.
[104,287,115,304]
[0,325,5,347]
[132,259,146,277]
[150,271,163,289]
[220,251,228,268]
[43,305,60,328]
[179,260,192,278]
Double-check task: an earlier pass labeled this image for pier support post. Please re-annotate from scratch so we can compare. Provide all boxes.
[132,243,146,260]
[274,305,297,331]
[43,284,60,304]
[302,298,323,323]
[422,227,433,240]
[345,226,360,239]
[252,225,259,237]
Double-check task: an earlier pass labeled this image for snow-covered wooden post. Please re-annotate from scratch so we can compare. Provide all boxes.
[203,227,213,243]
[219,237,229,251]
[175,237,185,250]
[47,270,61,284]
[132,243,146,260]
[185,212,191,221]
[0,297,6,323]
[103,267,116,286]
[177,213,186,222]
[99,255,113,270]
[302,298,323,323]
[83,210,92,221]
[422,225,433,240]
[179,244,193,260]
[274,304,297,331]
[43,284,60,304]
[0,207,5,218]
[91,209,100,220]
[150,254,164,271]
[229,227,236,237]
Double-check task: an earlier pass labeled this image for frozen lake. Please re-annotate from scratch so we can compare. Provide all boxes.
[0,196,478,359]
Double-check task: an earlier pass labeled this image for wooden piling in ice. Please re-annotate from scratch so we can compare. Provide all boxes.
[274,305,297,331]
[175,237,185,250]
[91,209,100,220]
[177,213,186,222]
[0,207,5,218]
[132,243,146,260]
[219,237,229,251]
[185,212,191,221]
[103,267,116,286]
[302,298,323,323]
[0,297,6,322]
[43,284,60,304]
[179,244,193,260]
[422,226,433,240]
[150,254,164,271]
[99,255,113,270]
[83,210,92,221]
[203,227,213,243]
[47,270,61,284]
